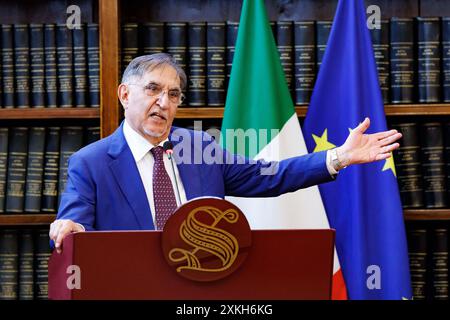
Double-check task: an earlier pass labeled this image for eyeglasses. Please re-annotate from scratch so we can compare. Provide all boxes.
[128,83,185,104]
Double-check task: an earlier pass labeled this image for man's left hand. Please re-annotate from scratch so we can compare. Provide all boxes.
[335,117,402,167]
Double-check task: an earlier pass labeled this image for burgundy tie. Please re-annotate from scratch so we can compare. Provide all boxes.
[151,146,178,230]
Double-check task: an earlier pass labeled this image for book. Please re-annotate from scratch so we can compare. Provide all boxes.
[121,23,139,74]
[390,18,415,103]
[187,22,206,106]
[226,21,239,89]
[56,24,74,108]
[1,24,15,108]
[316,21,332,70]
[0,229,18,300]
[431,228,448,300]
[392,122,424,208]
[87,23,100,108]
[420,122,447,208]
[165,22,187,105]
[14,24,30,108]
[0,127,8,213]
[5,127,29,213]
[86,126,100,145]
[24,127,46,213]
[141,22,165,55]
[294,21,315,104]
[73,23,88,108]
[442,18,450,102]
[30,23,45,108]
[57,126,84,205]
[370,19,390,104]
[407,227,428,300]
[417,17,441,103]
[34,229,50,300]
[277,21,294,98]
[41,127,61,212]
[206,22,226,107]
[44,24,58,108]
[19,229,34,300]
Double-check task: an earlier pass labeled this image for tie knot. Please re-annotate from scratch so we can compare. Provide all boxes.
[151,146,164,162]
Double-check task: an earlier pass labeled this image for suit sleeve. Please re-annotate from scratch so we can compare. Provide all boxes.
[56,153,96,231]
[220,144,335,197]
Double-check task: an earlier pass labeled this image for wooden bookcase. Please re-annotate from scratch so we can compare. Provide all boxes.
[0,0,449,226]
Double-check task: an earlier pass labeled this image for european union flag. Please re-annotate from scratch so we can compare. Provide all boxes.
[303,0,412,299]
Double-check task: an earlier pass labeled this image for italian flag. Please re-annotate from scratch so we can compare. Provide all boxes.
[221,0,347,300]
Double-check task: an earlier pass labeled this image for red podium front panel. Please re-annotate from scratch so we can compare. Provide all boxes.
[48,229,334,300]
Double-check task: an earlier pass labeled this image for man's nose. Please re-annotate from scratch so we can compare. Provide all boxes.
[156,90,170,109]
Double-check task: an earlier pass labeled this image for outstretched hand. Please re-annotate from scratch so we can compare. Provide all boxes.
[335,117,402,167]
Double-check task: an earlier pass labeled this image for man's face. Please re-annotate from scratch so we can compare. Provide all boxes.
[120,65,181,144]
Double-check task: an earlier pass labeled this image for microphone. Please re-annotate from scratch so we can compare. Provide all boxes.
[163,141,182,205]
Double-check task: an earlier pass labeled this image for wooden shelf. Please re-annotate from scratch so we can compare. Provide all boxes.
[175,104,450,119]
[0,214,56,226]
[404,209,450,221]
[0,108,100,120]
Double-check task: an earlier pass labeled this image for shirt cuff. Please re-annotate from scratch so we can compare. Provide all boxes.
[326,150,339,176]
[76,223,86,232]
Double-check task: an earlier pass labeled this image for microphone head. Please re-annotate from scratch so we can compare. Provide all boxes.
[163,141,174,152]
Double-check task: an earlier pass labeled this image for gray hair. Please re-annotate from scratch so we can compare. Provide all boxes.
[121,53,187,90]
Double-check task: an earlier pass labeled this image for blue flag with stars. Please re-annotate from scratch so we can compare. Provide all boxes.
[303,0,412,300]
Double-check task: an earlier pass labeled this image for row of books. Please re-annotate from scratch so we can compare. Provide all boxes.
[0,228,50,300]
[0,126,100,214]
[407,225,449,300]
[392,121,450,209]
[121,17,450,106]
[0,23,99,109]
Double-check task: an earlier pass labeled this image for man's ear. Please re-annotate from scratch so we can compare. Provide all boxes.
[118,84,129,109]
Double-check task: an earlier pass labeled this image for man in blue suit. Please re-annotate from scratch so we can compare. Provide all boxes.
[50,53,402,253]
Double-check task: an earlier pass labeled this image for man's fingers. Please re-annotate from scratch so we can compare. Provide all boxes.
[55,225,72,253]
[376,143,400,160]
[378,132,402,146]
[49,221,62,241]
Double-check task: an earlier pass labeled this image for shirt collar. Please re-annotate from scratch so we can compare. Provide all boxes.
[123,119,169,162]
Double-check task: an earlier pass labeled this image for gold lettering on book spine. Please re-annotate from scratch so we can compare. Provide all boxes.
[168,206,239,273]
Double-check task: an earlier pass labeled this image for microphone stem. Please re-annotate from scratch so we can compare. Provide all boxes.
[169,155,182,206]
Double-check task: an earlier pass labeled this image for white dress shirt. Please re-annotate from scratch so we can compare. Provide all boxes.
[123,120,188,226]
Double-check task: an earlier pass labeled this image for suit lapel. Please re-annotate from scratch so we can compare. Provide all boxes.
[108,123,155,230]
[170,127,203,200]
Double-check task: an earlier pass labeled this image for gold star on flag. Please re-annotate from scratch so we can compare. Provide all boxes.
[382,153,396,177]
[312,129,336,152]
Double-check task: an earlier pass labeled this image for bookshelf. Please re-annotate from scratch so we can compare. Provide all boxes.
[0,0,449,225]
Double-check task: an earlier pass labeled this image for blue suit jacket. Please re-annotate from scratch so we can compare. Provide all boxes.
[56,122,334,231]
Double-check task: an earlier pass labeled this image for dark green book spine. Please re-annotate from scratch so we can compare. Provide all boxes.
[5,127,28,213]
[391,122,424,208]
[294,21,315,104]
[73,24,87,108]
[277,21,294,98]
[85,126,100,145]
[0,128,8,213]
[0,229,18,300]
[14,24,30,108]
[1,24,15,108]
[34,229,50,300]
[44,24,58,108]
[41,127,60,213]
[58,126,84,205]
[445,122,450,202]
[121,23,139,74]
[442,18,450,102]
[226,21,239,89]
[56,24,73,108]
[188,22,206,106]
[417,17,441,103]
[24,127,46,213]
[30,24,45,108]
[432,228,448,300]
[316,21,332,71]
[390,18,415,103]
[420,122,447,208]
[408,227,428,300]
[141,22,164,55]
[87,23,99,108]
[166,22,187,105]
[19,229,34,300]
[206,22,226,107]
[370,20,390,104]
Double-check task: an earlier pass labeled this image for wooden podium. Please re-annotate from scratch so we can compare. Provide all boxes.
[48,229,335,300]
